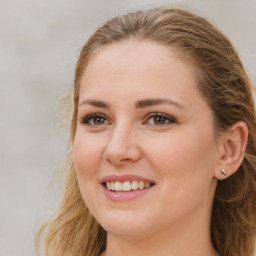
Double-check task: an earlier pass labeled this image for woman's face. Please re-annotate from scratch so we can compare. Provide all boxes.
[73,41,221,239]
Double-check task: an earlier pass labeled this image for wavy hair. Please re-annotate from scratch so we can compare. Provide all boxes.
[36,7,256,256]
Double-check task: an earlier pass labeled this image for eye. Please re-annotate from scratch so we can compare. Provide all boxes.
[144,113,177,126]
[81,113,110,126]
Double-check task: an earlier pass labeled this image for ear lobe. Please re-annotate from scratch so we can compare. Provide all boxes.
[214,121,248,180]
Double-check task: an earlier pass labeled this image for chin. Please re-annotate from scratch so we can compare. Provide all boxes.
[96,210,153,238]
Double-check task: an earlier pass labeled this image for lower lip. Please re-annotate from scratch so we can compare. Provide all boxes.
[102,185,154,202]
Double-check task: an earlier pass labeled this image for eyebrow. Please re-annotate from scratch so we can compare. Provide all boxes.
[79,99,110,108]
[79,98,186,110]
[135,98,186,110]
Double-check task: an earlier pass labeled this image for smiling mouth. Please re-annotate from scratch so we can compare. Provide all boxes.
[104,181,155,192]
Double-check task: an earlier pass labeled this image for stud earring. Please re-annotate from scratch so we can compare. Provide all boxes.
[221,168,227,176]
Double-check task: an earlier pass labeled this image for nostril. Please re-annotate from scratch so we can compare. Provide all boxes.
[121,158,134,162]
[103,152,140,167]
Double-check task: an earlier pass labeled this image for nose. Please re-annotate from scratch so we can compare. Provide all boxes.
[103,124,141,167]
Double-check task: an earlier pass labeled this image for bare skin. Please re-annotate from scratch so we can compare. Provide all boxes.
[74,40,247,256]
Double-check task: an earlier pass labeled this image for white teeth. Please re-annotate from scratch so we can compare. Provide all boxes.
[138,181,144,190]
[131,181,139,190]
[122,181,132,191]
[115,181,122,191]
[105,180,153,192]
[106,181,111,190]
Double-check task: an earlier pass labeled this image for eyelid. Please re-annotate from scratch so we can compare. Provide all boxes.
[80,112,111,126]
[143,112,177,125]
[79,112,177,127]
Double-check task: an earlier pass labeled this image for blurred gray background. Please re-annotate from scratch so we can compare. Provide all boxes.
[1,0,255,255]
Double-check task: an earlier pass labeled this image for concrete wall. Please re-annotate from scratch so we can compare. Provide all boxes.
[1,0,255,255]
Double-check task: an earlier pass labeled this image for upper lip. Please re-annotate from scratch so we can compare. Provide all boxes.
[100,174,156,184]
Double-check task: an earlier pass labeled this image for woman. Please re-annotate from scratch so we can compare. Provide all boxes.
[37,7,256,256]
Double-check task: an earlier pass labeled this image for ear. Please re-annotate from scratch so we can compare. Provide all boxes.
[214,121,248,180]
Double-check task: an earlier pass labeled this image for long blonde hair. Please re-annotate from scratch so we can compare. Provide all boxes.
[36,7,256,256]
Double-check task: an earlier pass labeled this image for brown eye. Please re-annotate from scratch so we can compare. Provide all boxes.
[145,113,176,125]
[92,117,106,125]
[82,113,110,126]
[153,116,167,124]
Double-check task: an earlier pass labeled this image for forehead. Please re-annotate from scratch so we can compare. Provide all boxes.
[80,40,199,95]
[86,40,193,70]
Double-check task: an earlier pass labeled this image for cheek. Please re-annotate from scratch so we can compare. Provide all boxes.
[72,133,105,213]
[73,133,104,185]
[144,128,218,185]
[148,131,217,212]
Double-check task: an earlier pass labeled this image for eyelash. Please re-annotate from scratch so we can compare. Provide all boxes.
[144,113,177,126]
[80,112,177,127]
[81,113,110,126]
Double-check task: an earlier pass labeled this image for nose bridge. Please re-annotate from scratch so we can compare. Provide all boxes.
[103,120,141,165]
